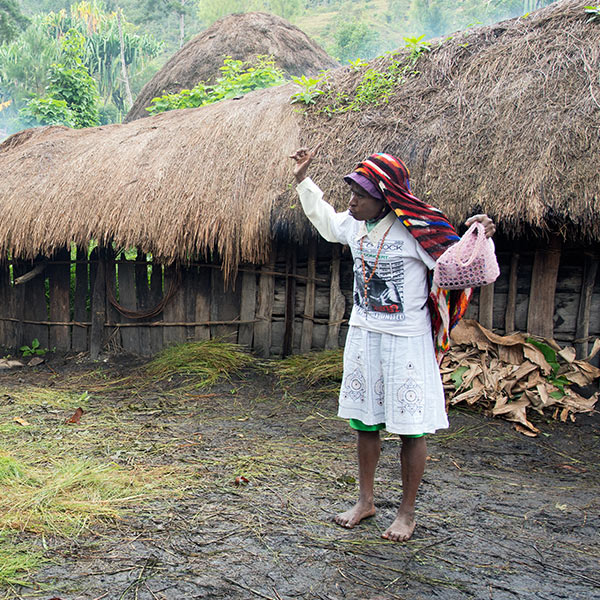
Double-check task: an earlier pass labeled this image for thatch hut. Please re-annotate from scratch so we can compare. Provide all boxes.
[0,0,598,360]
[124,11,339,123]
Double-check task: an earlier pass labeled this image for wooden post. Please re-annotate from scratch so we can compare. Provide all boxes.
[22,257,49,351]
[194,265,211,341]
[135,250,151,355]
[254,253,276,357]
[149,261,164,354]
[118,256,141,354]
[105,247,121,350]
[575,251,599,358]
[11,262,25,350]
[90,249,106,359]
[478,283,495,330]
[48,248,71,351]
[504,252,519,334]
[210,267,240,342]
[526,235,561,339]
[163,265,186,347]
[72,247,88,352]
[282,248,297,356]
[0,262,13,349]
[325,245,345,350]
[300,241,317,353]
[238,268,257,348]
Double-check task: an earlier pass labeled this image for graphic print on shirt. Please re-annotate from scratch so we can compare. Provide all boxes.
[352,239,406,320]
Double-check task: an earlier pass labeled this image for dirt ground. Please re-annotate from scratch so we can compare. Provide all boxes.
[1,352,599,600]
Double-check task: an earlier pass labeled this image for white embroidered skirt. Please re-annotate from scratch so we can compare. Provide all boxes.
[338,326,449,435]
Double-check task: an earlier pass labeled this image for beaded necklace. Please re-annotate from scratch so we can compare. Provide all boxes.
[360,223,393,305]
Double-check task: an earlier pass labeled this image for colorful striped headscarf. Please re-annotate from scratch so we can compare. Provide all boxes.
[349,153,472,361]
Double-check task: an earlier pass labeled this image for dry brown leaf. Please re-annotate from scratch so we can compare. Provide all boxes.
[585,338,600,361]
[450,383,485,406]
[562,389,598,413]
[492,399,540,433]
[65,407,84,424]
[514,424,538,437]
[558,346,576,363]
[562,370,593,387]
[522,345,552,375]
[493,396,508,411]
[573,360,600,380]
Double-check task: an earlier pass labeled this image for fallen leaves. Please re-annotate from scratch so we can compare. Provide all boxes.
[65,407,84,424]
[443,320,600,436]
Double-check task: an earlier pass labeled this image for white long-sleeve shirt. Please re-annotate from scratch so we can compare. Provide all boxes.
[297,177,436,337]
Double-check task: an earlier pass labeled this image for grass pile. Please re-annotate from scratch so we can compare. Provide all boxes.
[143,339,255,387]
[273,349,343,397]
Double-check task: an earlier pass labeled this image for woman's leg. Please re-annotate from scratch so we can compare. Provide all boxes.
[334,430,380,528]
[382,435,427,541]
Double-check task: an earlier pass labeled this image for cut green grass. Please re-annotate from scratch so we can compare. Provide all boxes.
[0,453,184,536]
[0,534,44,586]
[143,339,255,386]
[273,349,343,387]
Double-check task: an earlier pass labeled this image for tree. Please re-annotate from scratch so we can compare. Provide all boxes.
[21,29,100,128]
[0,0,29,44]
[330,22,379,63]
[44,2,164,113]
[141,0,197,48]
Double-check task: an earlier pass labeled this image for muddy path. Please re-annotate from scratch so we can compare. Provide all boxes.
[1,355,598,600]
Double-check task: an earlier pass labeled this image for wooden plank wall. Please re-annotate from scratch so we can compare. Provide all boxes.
[0,238,597,359]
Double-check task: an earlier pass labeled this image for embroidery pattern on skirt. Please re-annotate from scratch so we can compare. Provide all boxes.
[374,377,385,407]
[341,367,366,404]
[393,377,424,424]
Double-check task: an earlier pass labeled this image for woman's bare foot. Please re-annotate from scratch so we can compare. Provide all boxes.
[334,500,376,528]
[381,509,416,542]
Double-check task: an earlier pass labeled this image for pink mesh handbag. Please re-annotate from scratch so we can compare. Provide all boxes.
[433,222,500,290]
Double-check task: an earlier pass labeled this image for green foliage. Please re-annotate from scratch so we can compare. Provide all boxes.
[19,96,76,127]
[147,55,285,115]
[290,74,326,105]
[0,0,29,44]
[525,338,570,397]
[319,51,419,114]
[451,365,469,389]
[403,34,431,61]
[20,28,100,128]
[330,21,379,63]
[0,3,162,135]
[19,339,48,357]
[526,338,560,375]
[584,5,600,22]
[44,2,164,113]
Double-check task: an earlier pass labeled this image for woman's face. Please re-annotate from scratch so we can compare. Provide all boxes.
[348,182,387,221]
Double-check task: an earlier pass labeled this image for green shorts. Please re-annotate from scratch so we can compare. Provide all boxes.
[349,419,425,437]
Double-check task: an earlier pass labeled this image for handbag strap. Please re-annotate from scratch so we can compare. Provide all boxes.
[458,222,487,267]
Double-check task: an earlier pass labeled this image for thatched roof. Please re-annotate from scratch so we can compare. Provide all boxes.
[0,0,598,272]
[124,11,339,123]
[299,0,600,242]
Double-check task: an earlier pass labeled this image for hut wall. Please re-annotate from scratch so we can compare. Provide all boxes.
[0,238,598,361]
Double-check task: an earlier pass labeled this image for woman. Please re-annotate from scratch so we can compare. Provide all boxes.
[290,147,495,542]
